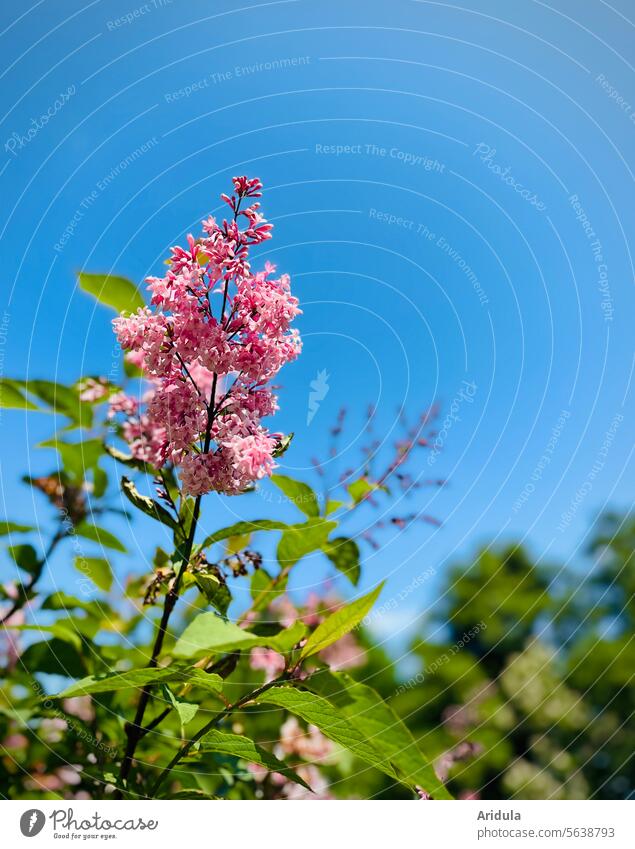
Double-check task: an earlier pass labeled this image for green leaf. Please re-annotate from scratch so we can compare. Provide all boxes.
[22,637,87,678]
[249,569,289,612]
[55,667,223,698]
[253,686,400,784]
[40,438,103,481]
[8,544,40,576]
[163,790,220,800]
[200,729,310,790]
[74,556,113,592]
[93,467,108,498]
[269,620,307,652]
[165,688,199,726]
[272,433,294,458]
[123,357,145,378]
[41,591,108,618]
[105,444,153,473]
[173,614,299,659]
[194,573,231,616]
[325,499,344,516]
[26,380,91,426]
[74,522,127,552]
[322,537,360,585]
[0,521,35,536]
[300,583,383,660]
[78,272,145,315]
[201,519,288,549]
[17,616,99,649]
[0,379,39,410]
[121,477,179,531]
[277,518,337,568]
[347,476,386,504]
[271,474,319,518]
[305,670,452,799]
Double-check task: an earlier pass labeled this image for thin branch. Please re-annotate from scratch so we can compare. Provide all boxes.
[149,673,289,798]
[0,526,66,625]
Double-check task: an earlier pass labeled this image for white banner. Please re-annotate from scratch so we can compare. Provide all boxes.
[0,800,632,848]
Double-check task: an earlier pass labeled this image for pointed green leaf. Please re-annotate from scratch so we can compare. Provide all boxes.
[74,523,127,552]
[55,667,223,698]
[272,432,294,458]
[78,272,145,315]
[40,438,103,481]
[253,686,400,785]
[74,556,113,592]
[200,729,310,789]
[121,476,179,531]
[0,379,39,410]
[201,519,288,549]
[325,499,344,516]
[305,670,452,799]
[26,380,92,426]
[277,518,337,568]
[322,537,361,585]
[165,687,199,726]
[347,476,386,504]
[300,583,383,660]
[173,614,300,659]
[0,521,35,536]
[8,544,40,576]
[194,573,231,616]
[271,474,319,518]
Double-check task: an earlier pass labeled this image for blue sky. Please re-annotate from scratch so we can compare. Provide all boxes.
[1,0,634,648]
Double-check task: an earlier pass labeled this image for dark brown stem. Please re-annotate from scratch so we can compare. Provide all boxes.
[118,492,203,788]
[118,373,220,790]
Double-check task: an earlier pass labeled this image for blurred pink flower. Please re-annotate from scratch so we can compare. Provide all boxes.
[249,647,285,682]
[320,632,367,670]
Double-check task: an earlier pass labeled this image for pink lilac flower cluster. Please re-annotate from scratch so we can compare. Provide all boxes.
[110,176,301,496]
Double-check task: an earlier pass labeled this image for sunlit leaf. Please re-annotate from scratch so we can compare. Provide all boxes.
[165,687,199,726]
[0,379,39,410]
[173,614,300,659]
[252,686,400,784]
[194,573,231,616]
[0,521,34,536]
[74,523,127,553]
[347,476,386,504]
[325,499,344,516]
[271,433,294,458]
[26,380,92,426]
[40,438,103,482]
[200,729,310,789]
[74,556,113,592]
[271,474,319,518]
[277,518,337,568]
[78,272,145,315]
[202,519,288,549]
[299,583,383,660]
[305,669,452,799]
[55,667,223,698]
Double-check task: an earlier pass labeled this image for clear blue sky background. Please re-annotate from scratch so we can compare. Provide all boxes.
[1,0,634,649]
